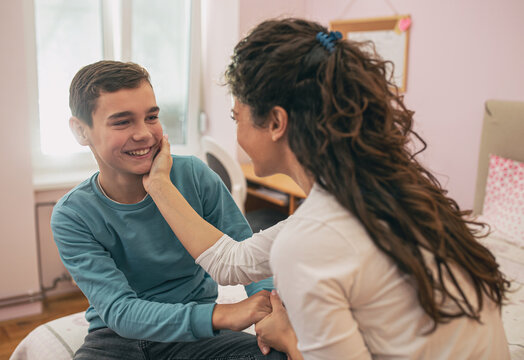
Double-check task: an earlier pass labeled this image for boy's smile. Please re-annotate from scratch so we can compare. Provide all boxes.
[79,81,163,185]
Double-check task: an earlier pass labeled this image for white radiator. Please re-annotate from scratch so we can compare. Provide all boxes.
[34,189,77,297]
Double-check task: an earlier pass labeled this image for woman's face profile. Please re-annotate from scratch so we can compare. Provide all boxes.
[232,98,277,177]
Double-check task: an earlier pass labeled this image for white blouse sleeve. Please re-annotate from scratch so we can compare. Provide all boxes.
[195,219,288,285]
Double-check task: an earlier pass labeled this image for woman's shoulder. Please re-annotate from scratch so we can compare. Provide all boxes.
[289,185,368,244]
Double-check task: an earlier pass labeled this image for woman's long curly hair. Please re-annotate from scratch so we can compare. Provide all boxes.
[225,18,509,328]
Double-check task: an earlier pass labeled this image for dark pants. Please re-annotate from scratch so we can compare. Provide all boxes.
[74,327,287,360]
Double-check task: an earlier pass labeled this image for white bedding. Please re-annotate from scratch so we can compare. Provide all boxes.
[477,221,524,360]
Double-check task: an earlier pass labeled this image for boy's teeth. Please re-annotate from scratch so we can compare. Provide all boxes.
[128,148,150,156]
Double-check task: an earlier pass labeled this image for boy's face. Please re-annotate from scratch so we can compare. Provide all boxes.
[75,81,163,180]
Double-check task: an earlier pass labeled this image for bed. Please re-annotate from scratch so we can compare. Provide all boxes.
[471,99,524,359]
[10,100,524,359]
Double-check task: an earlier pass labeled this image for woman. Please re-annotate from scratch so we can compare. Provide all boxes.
[144,18,510,359]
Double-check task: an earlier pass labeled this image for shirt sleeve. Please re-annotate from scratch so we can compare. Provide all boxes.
[271,220,372,360]
[51,206,216,342]
[190,156,275,295]
[195,219,288,285]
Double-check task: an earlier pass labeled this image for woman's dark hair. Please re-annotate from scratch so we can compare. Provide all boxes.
[225,18,509,328]
[69,60,151,127]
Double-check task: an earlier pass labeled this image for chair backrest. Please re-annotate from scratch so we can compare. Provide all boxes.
[201,136,247,214]
[473,100,524,215]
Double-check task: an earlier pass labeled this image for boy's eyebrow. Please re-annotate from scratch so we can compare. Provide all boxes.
[107,107,160,120]
[108,111,134,120]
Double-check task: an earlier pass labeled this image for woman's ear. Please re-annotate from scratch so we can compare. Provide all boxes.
[268,106,288,142]
[69,117,89,146]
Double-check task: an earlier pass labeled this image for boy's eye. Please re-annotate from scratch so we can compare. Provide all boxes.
[113,120,130,126]
[147,115,159,121]
[230,111,237,122]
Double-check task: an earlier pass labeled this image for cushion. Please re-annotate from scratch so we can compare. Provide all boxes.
[482,154,524,247]
[10,312,88,360]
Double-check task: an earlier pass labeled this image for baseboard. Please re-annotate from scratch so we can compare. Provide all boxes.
[0,300,42,322]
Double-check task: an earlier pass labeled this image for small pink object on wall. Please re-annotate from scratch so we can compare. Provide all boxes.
[398,17,412,32]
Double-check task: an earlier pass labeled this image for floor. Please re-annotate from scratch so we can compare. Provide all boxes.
[0,291,88,360]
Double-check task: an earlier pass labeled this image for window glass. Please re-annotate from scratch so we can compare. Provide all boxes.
[33,0,192,158]
[34,0,103,156]
[131,0,191,145]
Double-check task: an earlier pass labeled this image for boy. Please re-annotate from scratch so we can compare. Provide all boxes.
[51,60,284,359]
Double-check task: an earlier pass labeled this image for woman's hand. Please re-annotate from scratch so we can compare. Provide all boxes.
[212,290,272,332]
[143,136,173,193]
[255,290,303,359]
[142,134,224,259]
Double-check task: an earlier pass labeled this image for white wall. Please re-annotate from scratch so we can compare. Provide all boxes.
[0,0,41,320]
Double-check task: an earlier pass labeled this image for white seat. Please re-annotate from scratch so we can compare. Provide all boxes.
[201,136,247,214]
[201,136,288,233]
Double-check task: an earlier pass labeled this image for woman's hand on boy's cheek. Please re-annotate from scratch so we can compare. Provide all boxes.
[143,136,172,192]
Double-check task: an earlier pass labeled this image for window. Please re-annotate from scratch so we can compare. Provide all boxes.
[31,0,201,182]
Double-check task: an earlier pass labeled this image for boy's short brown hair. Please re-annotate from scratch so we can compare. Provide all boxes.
[69,60,151,127]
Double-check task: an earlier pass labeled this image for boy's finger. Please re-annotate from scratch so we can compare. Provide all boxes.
[257,337,270,355]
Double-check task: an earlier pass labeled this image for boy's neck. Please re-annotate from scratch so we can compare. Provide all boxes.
[98,173,147,204]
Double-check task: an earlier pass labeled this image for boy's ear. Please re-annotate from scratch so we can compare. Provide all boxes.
[268,106,288,142]
[69,116,89,146]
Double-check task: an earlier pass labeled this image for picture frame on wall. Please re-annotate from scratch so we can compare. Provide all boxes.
[330,15,411,92]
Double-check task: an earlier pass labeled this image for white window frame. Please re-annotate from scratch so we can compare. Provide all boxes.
[27,0,202,190]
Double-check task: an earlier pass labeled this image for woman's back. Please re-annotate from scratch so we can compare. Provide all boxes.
[270,184,509,359]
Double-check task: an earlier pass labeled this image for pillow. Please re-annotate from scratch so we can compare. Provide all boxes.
[482,154,524,247]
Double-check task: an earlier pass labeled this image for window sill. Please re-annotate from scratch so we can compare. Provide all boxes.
[33,168,98,192]
[32,144,200,192]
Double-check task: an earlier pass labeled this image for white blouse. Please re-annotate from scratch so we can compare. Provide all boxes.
[196,184,510,359]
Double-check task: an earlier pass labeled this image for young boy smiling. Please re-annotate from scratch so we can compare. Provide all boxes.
[51,60,283,359]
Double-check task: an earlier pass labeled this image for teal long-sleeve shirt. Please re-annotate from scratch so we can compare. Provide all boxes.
[51,155,273,342]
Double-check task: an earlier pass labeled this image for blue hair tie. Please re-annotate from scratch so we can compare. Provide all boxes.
[316,31,342,53]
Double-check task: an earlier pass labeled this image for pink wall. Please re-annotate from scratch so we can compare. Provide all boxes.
[201,0,240,157]
[238,0,306,36]
[305,0,524,208]
[204,0,524,209]
[0,0,41,320]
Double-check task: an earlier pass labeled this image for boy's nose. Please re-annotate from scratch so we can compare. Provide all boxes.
[132,122,153,141]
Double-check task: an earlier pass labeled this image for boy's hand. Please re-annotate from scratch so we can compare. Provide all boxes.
[143,136,173,193]
[255,290,301,358]
[212,290,272,332]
